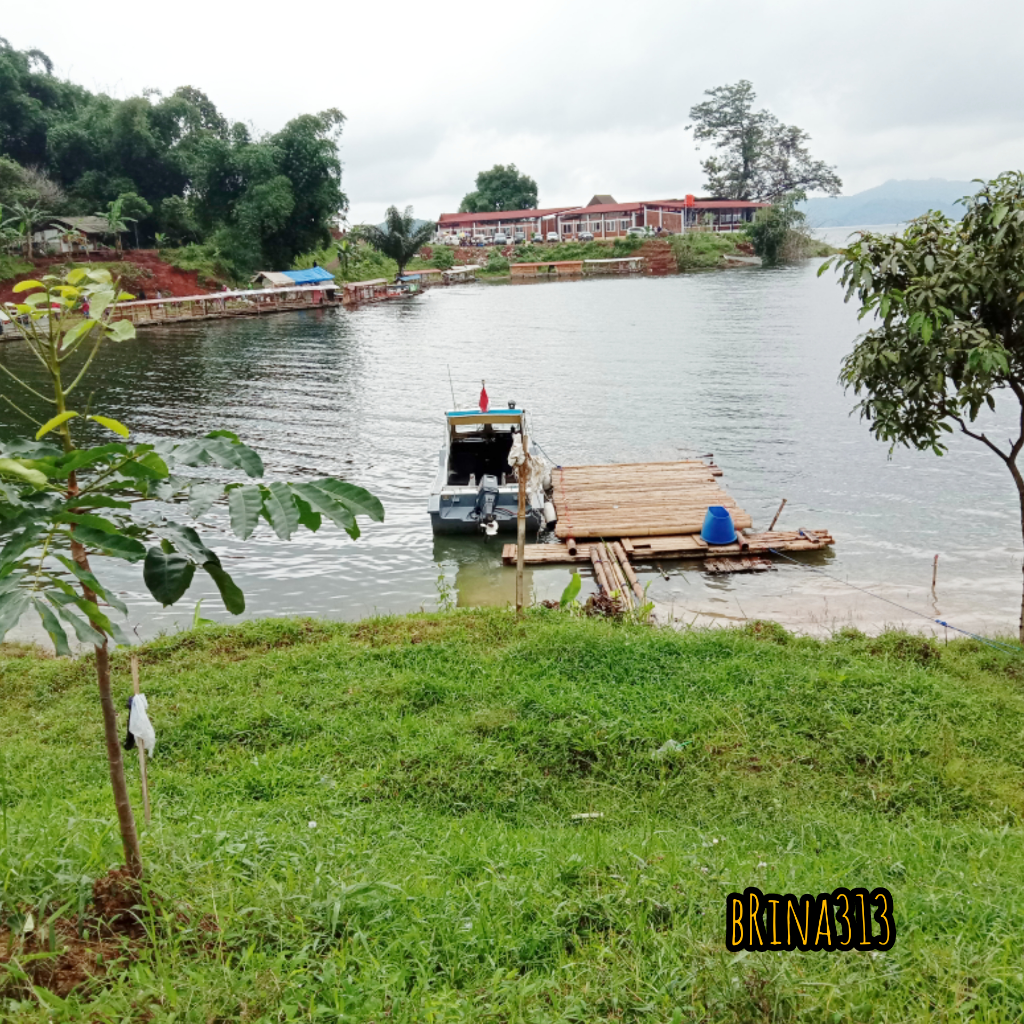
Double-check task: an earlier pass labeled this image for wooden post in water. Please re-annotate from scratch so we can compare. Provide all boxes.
[768,498,788,532]
[516,430,528,617]
[130,655,151,824]
[932,554,939,591]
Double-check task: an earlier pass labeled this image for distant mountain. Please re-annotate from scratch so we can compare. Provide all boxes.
[799,179,976,227]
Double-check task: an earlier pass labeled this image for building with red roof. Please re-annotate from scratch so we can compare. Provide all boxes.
[437,196,768,242]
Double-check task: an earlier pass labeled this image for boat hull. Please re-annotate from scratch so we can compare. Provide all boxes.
[430,505,543,535]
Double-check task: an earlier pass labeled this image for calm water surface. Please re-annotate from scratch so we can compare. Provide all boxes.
[4,261,1020,639]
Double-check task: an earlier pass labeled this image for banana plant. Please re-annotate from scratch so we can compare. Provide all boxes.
[0,267,383,875]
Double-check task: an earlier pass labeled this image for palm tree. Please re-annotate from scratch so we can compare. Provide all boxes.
[95,197,137,253]
[6,200,55,259]
[359,206,437,280]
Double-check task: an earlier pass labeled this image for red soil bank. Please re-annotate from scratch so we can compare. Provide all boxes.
[0,250,216,305]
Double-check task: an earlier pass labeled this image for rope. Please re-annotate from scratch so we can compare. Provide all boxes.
[768,548,1022,655]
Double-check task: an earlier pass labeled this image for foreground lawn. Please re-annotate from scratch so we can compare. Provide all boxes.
[2,610,1024,1022]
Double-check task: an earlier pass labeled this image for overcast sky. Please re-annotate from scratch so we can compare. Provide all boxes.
[11,0,1024,224]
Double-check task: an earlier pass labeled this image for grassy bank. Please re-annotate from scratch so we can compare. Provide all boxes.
[3,611,1023,1021]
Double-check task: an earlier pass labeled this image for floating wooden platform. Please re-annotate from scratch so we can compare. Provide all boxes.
[552,460,749,540]
[501,529,834,566]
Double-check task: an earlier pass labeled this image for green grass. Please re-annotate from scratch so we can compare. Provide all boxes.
[0,253,33,284]
[668,233,747,270]
[3,610,1024,1021]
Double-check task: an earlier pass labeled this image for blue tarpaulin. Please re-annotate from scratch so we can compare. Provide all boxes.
[282,267,335,284]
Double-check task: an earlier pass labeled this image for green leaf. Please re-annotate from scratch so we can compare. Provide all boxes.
[291,483,358,538]
[293,495,321,532]
[0,588,29,641]
[35,411,79,441]
[921,319,933,343]
[560,571,582,608]
[228,485,263,540]
[188,482,221,518]
[0,459,48,488]
[12,279,44,293]
[65,495,133,512]
[0,526,43,568]
[158,522,219,565]
[88,415,129,438]
[54,554,128,615]
[105,319,135,342]
[50,599,105,646]
[203,561,245,615]
[55,444,130,476]
[143,547,196,606]
[262,482,300,540]
[32,598,71,656]
[57,512,120,533]
[61,317,98,348]
[73,525,147,562]
[203,437,264,478]
[310,479,385,523]
[206,429,241,443]
[992,204,1009,227]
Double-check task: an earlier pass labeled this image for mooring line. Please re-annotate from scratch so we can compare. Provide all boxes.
[768,547,1022,655]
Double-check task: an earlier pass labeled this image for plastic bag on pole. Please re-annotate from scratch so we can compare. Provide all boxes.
[129,693,156,755]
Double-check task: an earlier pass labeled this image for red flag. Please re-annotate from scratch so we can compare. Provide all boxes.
[479,383,489,412]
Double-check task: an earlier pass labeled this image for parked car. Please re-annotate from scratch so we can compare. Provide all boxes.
[492,232,509,245]
[578,231,594,242]
[546,232,560,242]
[626,226,649,238]
[532,232,543,242]
[472,235,487,247]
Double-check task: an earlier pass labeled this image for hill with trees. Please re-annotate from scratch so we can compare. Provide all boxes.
[0,38,346,281]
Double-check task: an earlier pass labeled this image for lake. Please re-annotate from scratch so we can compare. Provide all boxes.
[3,259,1021,641]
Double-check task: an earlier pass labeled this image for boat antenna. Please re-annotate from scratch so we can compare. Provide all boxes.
[447,364,457,409]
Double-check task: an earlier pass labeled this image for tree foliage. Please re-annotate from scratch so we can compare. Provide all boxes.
[359,206,437,278]
[0,266,383,871]
[748,194,810,265]
[0,39,347,275]
[824,172,1024,637]
[459,164,539,213]
[688,80,841,202]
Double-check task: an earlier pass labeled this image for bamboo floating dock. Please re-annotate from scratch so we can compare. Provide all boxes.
[501,457,835,598]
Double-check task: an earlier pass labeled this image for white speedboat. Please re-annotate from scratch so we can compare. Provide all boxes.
[428,406,549,535]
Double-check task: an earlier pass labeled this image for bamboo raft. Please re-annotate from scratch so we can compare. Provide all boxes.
[500,458,834,596]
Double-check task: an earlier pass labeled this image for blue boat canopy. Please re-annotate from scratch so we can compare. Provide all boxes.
[282,267,335,284]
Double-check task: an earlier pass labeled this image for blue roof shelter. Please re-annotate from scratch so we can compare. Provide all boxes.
[282,267,335,284]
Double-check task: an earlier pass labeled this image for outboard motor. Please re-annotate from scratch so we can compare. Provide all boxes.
[474,474,500,536]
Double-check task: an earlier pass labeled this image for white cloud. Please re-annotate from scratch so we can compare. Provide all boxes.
[10,0,1024,224]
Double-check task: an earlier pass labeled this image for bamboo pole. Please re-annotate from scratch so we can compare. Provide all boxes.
[768,498,787,531]
[130,655,151,824]
[603,542,633,609]
[932,554,939,591]
[516,431,527,616]
[612,542,645,604]
[589,545,612,595]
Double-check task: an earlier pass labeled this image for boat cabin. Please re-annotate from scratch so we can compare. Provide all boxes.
[444,409,523,486]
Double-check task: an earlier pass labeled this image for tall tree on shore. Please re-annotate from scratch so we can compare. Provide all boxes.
[687,81,841,202]
[459,164,538,213]
[359,206,436,279]
[825,172,1024,640]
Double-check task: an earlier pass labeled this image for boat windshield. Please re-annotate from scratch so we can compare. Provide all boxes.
[445,412,524,487]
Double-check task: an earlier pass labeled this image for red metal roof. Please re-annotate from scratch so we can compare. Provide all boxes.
[646,199,769,209]
[559,203,642,216]
[438,207,572,225]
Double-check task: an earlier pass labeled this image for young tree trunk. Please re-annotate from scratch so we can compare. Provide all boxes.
[71,532,143,875]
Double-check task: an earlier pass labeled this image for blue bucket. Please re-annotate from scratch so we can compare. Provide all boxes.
[701,505,737,545]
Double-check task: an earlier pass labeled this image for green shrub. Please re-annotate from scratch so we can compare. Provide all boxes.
[432,245,455,270]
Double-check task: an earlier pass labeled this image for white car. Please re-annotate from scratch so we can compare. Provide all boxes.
[546,232,559,243]
[492,232,509,245]
[626,226,649,237]
[579,231,594,242]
